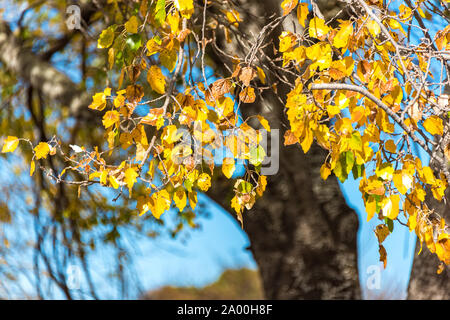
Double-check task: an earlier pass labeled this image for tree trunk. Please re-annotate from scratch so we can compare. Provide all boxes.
[208,134,361,299]
[407,176,450,299]
[408,243,450,299]
[245,145,361,299]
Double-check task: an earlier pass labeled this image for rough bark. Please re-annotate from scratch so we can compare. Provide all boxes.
[407,192,450,299]
[209,145,361,299]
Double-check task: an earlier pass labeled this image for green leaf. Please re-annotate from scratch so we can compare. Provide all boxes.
[97,25,116,49]
[126,34,142,52]
[352,163,364,180]
[236,180,253,193]
[153,0,166,26]
[343,151,355,175]
[249,145,266,166]
[385,217,394,232]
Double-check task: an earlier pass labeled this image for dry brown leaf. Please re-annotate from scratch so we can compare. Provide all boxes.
[239,67,256,87]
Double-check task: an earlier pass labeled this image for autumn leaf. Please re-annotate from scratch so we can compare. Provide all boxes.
[375,224,390,243]
[381,194,400,220]
[379,244,387,268]
[309,17,330,40]
[423,116,443,136]
[296,3,308,27]
[239,87,256,103]
[197,173,211,192]
[34,142,50,160]
[125,16,139,33]
[173,0,194,19]
[152,189,171,219]
[30,160,35,176]
[222,157,235,179]
[256,115,271,132]
[256,67,266,84]
[206,79,231,102]
[284,130,298,146]
[174,188,187,212]
[124,167,139,195]
[239,67,256,87]
[1,136,19,153]
[147,65,166,94]
[153,0,166,26]
[97,26,115,49]
[102,111,120,129]
[280,0,298,16]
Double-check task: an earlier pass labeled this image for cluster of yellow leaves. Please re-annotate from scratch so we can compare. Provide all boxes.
[79,0,270,224]
[280,1,450,267]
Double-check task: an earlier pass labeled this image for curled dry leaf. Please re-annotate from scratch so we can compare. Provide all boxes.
[239,87,256,103]
[205,78,231,102]
[239,67,256,87]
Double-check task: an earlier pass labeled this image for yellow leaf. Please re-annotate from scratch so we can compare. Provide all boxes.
[222,157,235,179]
[197,173,211,191]
[320,163,331,180]
[1,136,19,153]
[30,160,35,176]
[174,188,187,212]
[146,37,162,56]
[188,191,197,210]
[280,0,298,16]
[333,20,353,49]
[224,9,242,27]
[239,87,256,103]
[256,67,266,85]
[88,89,110,111]
[34,142,50,160]
[102,110,120,129]
[97,26,115,49]
[366,196,376,221]
[300,126,313,153]
[253,116,270,134]
[173,0,194,19]
[423,116,443,136]
[382,194,400,220]
[109,175,119,189]
[296,3,308,27]
[422,166,436,185]
[366,19,381,37]
[393,170,413,195]
[309,17,330,40]
[256,175,267,197]
[124,167,139,195]
[153,189,171,219]
[125,16,139,33]
[376,163,394,181]
[231,195,243,226]
[147,65,166,94]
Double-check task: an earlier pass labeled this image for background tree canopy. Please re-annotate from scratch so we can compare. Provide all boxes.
[0,0,449,299]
